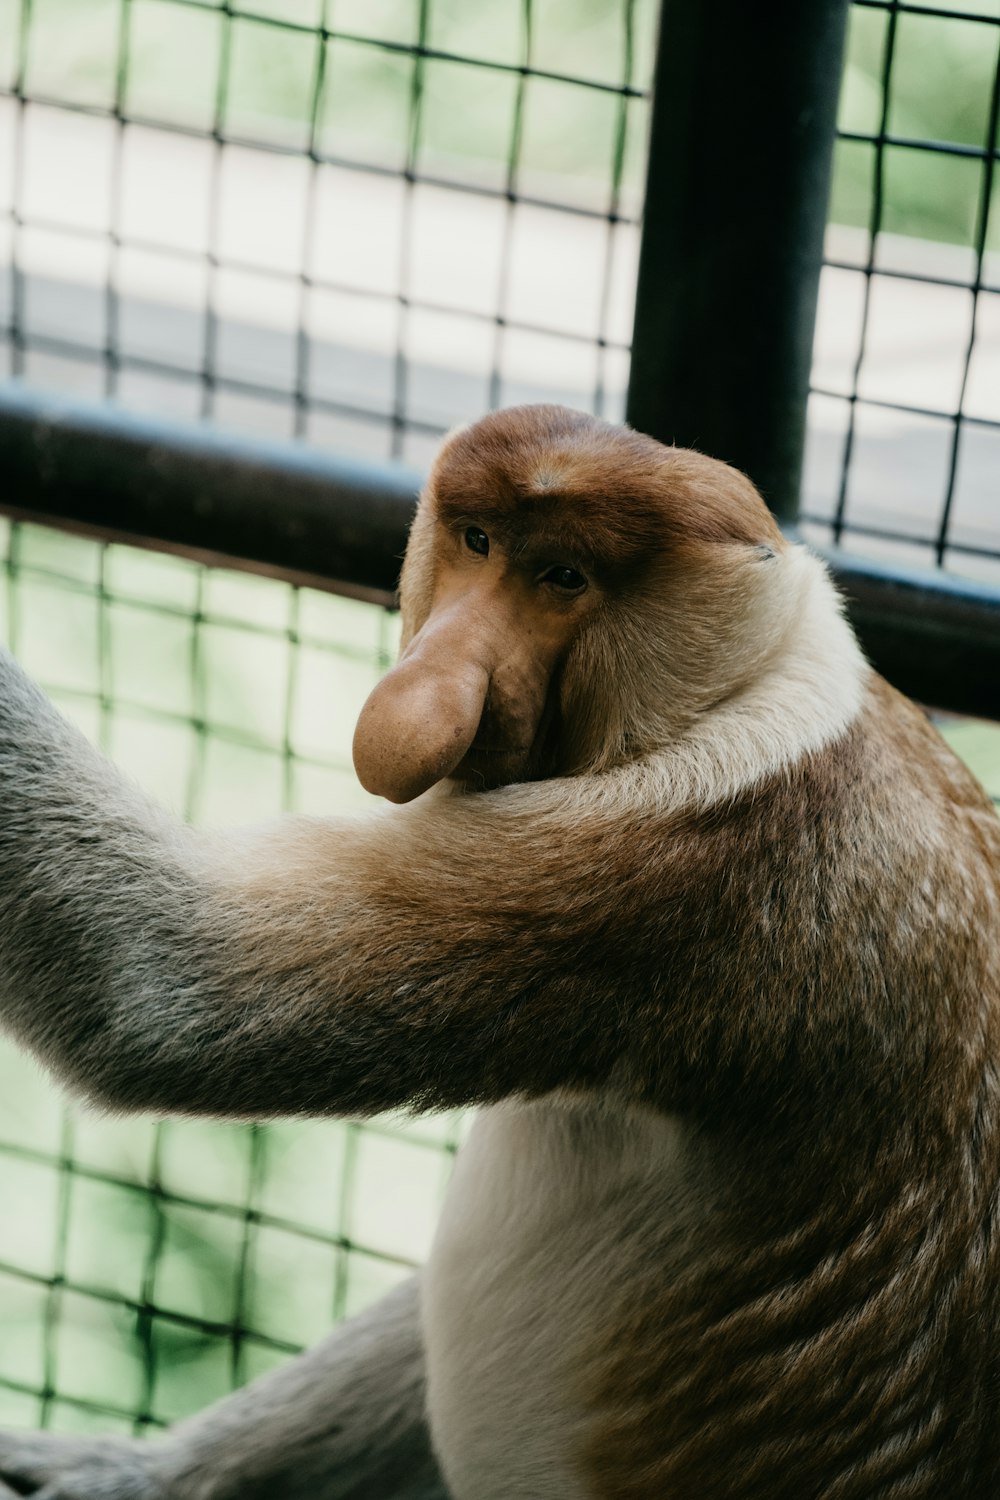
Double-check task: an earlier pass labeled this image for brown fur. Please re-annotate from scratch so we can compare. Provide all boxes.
[214,667,1000,1495]
[432,405,785,576]
[258,415,1000,1495]
[576,681,1000,1497]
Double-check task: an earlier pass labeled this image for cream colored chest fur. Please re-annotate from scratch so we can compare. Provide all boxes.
[421,1099,688,1500]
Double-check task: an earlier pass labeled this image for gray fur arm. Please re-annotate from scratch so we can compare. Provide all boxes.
[0,1277,449,1500]
[0,646,646,1117]
[162,1274,446,1499]
[0,647,213,1109]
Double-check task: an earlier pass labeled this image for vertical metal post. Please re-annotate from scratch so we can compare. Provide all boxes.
[626,0,850,524]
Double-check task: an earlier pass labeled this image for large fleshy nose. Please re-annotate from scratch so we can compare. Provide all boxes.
[352,594,502,803]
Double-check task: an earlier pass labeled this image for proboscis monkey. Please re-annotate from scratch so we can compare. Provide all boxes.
[0,405,998,1500]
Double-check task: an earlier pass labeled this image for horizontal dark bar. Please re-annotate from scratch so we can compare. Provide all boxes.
[818,550,1000,720]
[837,128,1000,162]
[853,0,1000,24]
[0,382,421,604]
[0,384,997,718]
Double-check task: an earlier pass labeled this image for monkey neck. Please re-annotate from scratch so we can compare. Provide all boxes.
[661,547,868,808]
[535,547,868,821]
[548,544,868,810]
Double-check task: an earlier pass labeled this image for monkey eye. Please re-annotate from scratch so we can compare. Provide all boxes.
[464,526,490,557]
[541,565,588,594]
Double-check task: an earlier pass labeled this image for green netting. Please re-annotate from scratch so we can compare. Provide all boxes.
[0,515,468,1434]
[806,0,1000,578]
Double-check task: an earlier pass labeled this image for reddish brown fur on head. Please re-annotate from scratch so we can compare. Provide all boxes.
[352,405,786,803]
[432,404,782,560]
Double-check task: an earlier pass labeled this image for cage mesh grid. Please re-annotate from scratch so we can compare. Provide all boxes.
[0,0,999,1444]
[804,0,1000,581]
[1,0,999,570]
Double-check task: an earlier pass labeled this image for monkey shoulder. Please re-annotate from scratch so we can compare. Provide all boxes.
[625,672,1000,1118]
[709,670,999,931]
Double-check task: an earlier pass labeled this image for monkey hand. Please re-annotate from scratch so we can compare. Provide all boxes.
[0,1428,171,1500]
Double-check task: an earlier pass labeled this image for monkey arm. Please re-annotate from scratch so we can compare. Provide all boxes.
[0,1277,450,1500]
[0,644,680,1118]
[3,641,820,1120]
[163,1275,446,1500]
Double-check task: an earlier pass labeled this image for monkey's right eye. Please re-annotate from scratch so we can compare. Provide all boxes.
[464,527,490,556]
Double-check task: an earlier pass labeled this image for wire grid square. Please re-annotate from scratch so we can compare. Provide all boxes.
[806,0,1000,581]
[126,1,225,133]
[0,0,648,460]
[0,515,460,1434]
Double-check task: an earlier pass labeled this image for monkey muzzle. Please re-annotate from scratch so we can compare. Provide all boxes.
[352,582,553,804]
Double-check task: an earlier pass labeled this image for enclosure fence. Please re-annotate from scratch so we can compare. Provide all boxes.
[804,0,1000,579]
[0,0,654,467]
[0,0,998,1442]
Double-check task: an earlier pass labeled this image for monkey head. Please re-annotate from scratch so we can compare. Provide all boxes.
[352,404,791,803]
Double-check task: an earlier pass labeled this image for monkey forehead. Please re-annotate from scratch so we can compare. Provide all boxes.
[428,404,783,561]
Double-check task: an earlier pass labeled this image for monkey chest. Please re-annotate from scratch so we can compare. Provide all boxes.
[421,1099,686,1500]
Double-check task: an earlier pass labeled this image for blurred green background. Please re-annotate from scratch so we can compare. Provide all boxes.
[833,1,1000,249]
[3,0,999,245]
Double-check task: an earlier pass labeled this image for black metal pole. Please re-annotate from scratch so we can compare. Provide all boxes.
[0,382,421,603]
[626,0,850,523]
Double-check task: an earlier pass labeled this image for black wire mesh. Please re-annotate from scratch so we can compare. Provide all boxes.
[2,1,998,572]
[0,0,654,469]
[804,0,1000,582]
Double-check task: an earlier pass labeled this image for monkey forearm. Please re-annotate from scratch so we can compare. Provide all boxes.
[0,647,634,1116]
[0,1278,450,1500]
[161,1276,447,1500]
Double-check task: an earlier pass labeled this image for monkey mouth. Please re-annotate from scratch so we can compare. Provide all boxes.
[469,725,529,756]
[466,701,528,757]
[452,760,522,792]
[460,740,526,770]
[453,723,533,789]
[458,699,538,778]
[455,687,562,790]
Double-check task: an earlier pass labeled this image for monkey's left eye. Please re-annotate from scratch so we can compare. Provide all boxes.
[541,565,588,594]
[464,527,490,556]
